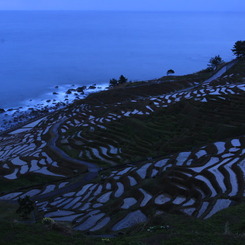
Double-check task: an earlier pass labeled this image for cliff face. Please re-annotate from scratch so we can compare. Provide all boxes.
[0,60,244,234]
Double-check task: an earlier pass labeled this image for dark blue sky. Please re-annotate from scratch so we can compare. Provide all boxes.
[0,0,244,11]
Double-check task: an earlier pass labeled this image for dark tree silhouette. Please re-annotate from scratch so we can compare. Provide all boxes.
[118,75,128,84]
[109,75,128,88]
[109,78,118,88]
[167,69,175,76]
[208,55,224,70]
[16,196,34,219]
[232,41,245,58]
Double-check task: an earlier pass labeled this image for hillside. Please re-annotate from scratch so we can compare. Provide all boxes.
[0,59,244,244]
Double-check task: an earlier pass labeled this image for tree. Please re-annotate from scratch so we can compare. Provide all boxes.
[16,196,34,219]
[167,69,175,76]
[109,78,118,88]
[208,55,224,70]
[118,75,128,84]
[232,40,245,58]
[109,75,128,88]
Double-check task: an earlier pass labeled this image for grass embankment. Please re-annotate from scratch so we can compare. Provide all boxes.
[0,200,244,245]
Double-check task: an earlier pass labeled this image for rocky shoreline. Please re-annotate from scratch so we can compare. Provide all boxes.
[0,83,108,133]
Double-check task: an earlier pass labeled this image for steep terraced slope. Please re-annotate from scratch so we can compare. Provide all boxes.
[0,60,244,233]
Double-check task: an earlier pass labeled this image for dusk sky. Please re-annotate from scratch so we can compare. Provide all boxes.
[0,0,244,11]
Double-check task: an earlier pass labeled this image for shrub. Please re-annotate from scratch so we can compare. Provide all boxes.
[42,217,55,225]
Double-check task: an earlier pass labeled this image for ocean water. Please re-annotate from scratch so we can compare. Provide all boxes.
[0,11,244,108]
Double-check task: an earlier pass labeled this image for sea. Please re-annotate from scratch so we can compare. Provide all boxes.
[0,11,244,109]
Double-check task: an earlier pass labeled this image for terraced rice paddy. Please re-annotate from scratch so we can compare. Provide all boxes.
[0,61,244,233]
[60,82,245,165]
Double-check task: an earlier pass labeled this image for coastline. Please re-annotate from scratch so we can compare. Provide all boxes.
[0,82,108,134]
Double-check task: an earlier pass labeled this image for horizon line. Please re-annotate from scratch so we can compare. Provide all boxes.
[0,9,244,12]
